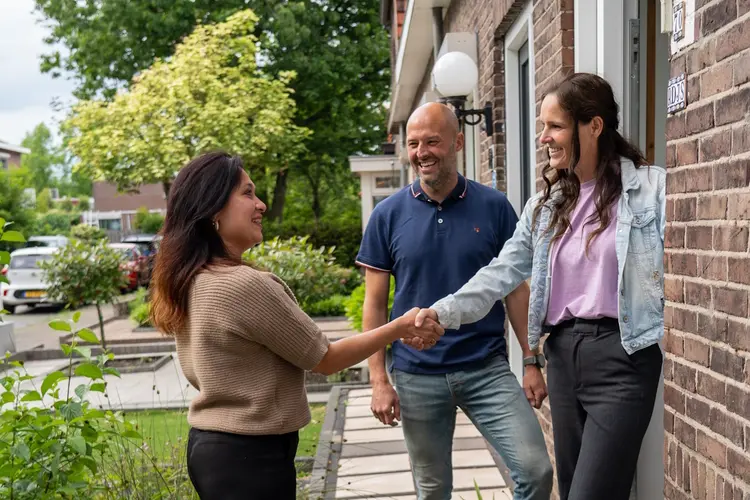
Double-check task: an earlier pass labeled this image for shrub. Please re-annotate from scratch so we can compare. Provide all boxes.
[243,236,361,316]
[70,224,107,243]
[344,276,395,332]
[77,198,90,211]
[40,239,128,349]
[0,314,196,498]
[130,303,151,327]
[36,188,51,213]
[261,219,362,269]
[133,207,164,234]
[28,212,80,236]
[305,294,347,317]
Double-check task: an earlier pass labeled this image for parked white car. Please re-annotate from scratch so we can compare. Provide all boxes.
[1,247,61,314]
[24,235,69,248]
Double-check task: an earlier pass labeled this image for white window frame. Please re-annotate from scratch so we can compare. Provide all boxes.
[503,1,536,382]
[504,1,536,218]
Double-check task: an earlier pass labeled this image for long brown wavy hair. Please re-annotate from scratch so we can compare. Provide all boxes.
[150,151,246,335]
[533,73,646,253]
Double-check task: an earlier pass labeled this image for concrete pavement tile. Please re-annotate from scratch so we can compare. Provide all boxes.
[337,449,497,477]
[338,453,412,476]
[453,466,506,489]
[335,470,415,499]
[347,396,374,406]
[344,412,472,431]
[348,388,373,398]
[451,488,512,500]
[346,404,377,417]
[345,423,481,444]
[341,437,489,458]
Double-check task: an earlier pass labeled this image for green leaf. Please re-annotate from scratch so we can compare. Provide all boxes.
[41,371,67,396]
[12,443,30,461]
[69,435,87,455]
[1,391,14,403]
[74,363,102,379]
[122,429,142,440]
[1,231,25,243]
[103,367,121,378]
[0,277,8,285]
[74,384,89,400]
[49,320,72,332]
[20,391,42,402]
[73,346,91,359]
[89,382,106,393]
[61,344,72,356]
[0,251,9,266]
[61,402,83,421]
[76,328,99,344]
[72,311,81,323]
[0,218,5,229]
[80,456,98,474]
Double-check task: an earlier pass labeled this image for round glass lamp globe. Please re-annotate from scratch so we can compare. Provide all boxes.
[433,52,478,97]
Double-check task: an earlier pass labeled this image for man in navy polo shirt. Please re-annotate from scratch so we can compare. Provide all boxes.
[356,103,552,500]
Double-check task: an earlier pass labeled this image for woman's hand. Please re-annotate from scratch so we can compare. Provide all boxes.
[397,307,444,350]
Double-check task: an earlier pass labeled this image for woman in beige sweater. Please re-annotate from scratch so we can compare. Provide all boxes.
[150,151,443,500]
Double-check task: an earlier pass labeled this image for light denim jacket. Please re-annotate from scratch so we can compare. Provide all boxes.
[432,158,666,355]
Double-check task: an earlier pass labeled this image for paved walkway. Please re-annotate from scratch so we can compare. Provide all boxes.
[318,387,512,500]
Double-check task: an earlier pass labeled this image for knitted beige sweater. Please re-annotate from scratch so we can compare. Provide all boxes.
[175,265,330,435]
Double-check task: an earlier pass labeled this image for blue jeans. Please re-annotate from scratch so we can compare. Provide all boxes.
[392,355,553,500]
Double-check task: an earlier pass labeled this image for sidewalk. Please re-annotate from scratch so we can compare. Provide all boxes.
[313,386,512,500]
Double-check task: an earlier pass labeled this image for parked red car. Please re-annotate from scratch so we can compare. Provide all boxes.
[108,243,149,291]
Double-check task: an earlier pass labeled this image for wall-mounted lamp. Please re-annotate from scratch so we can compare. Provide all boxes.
[432,51,494,136]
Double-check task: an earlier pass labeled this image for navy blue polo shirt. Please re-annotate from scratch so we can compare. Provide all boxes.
[356,174,519,374]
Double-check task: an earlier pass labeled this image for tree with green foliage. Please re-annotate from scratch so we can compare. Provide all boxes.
[35,0,389,222]
[77,198,90,211]
[40,240,127,349]
[0,171,35,247]
[28,212,80,236]
[69,224,107,243]
[20,123,64,193]
[133,207,164,234]
[36,188,52,213]
[61,10,307,198]
[0,219,26,297]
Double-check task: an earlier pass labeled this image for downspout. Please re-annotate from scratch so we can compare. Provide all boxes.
[431,7,444,61]
[399,122,408,187]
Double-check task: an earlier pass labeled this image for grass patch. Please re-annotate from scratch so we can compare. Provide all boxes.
[127,404,327,463]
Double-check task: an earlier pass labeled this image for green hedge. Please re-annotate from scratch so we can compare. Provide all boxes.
[261,219,362,269]
[344,276,395,332]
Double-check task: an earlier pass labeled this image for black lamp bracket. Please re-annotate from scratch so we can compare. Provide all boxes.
[441,97,494,137]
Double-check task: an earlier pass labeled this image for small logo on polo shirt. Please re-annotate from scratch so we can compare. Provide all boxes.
[474,227,480,233]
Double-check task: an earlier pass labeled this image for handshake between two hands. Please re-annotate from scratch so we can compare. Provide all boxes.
[397,307,442,351]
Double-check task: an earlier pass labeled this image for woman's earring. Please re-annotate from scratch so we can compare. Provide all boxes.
[213,220,220,233]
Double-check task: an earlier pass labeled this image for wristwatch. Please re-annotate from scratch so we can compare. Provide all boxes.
[523,353,546,369]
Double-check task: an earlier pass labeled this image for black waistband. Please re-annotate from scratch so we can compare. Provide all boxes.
[548,317,620,335]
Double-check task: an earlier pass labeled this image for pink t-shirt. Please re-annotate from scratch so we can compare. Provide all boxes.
[545,179,619,325]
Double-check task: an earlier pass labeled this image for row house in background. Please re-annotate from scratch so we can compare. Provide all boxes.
[82,182,166,233]
[0,139,30,170]
[380,0,750,498]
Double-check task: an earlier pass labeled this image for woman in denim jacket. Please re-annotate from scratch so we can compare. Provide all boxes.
[414,73,666,500]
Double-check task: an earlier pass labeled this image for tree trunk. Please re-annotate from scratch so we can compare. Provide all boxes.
[266,169,289,222]
[96,303,107,350]
[162,180,172,200]
[311,181,322,222]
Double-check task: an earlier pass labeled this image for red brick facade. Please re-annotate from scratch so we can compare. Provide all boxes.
[663,3,750,498]
[385,0,750,498]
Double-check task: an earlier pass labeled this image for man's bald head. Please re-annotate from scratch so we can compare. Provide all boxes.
[406,102,460,139]
[404,102,464,198]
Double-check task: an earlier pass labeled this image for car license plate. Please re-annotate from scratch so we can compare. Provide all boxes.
[24,291,45,298]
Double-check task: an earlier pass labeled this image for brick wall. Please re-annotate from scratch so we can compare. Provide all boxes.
[664,2,750,498]
[93,182,167,212]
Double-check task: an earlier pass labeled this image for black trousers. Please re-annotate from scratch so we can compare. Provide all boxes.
[544,318,662,500]
[187,427,299,500]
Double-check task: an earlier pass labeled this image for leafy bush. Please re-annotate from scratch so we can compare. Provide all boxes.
[344,276,395,332]
[29,212,80,236]
[130,303,151,327]
[40,239,127,348]
[36,188,52,213]
[261,219,362,269]
[77,198,90,211]
[133,207,164,234]
[70,224,107,243]
[0,314,196,499]
[305,294,348,317]
[243,236,361,316]
[0,218,25,309]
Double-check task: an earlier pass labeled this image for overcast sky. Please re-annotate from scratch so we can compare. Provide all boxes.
[0,1,75,146]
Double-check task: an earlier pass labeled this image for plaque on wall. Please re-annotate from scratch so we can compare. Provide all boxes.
[673,1,686,42]
[667,74,687,114]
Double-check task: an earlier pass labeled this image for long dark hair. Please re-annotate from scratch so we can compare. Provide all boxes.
[533,73,646,253]
[150,151,245,335]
